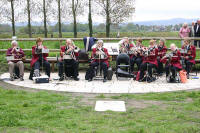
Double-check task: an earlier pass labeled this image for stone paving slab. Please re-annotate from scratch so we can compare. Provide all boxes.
[0,72,200,93]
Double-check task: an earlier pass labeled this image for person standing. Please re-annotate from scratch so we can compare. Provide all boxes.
[179,23,190,46]
[194,19,200,47]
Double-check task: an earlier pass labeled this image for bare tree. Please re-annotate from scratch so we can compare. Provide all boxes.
[57,0,62,38]
[96,0,135,37]
[88,0,93,37]
[24,0,37,38]
[69,0,84,38]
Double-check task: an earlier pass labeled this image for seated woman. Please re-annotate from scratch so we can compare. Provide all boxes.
[29,37,50,80]
[87,40,109,82]
[181,38,196,79]
[58,39,79,81]
[161,43,182,81]
[139,40,158,83]
[157,38,167,76]
[6,40,25,81]
[131,38,144,72]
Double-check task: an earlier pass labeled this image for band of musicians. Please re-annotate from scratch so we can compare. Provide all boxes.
[6,36,196,83]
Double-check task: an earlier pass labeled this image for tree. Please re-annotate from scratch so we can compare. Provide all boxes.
[96,0,135,37]
[88,0,93,37]
[70,0,84,38]
[57,0,62,38]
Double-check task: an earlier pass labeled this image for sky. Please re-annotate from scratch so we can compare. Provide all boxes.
[87,0,200,23]
[132,0,200,22]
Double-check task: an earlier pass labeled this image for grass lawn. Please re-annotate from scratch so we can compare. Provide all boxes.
[0,87,199,133]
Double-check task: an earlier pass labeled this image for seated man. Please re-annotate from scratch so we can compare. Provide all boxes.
[157,38,167,75]
[161,43,182,81]
[139,40,158,82]
[87,40,109,82]
[6,40,25,81]
[181,38,196,78]
[29,37,50,80]
[58,39,79,81]
[131,38,144,72]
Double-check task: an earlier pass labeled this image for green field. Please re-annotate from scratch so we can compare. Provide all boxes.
[0,87,199,133]
[0,32,179,38]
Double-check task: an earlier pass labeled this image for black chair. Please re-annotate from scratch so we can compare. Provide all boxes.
[116,53,131,79]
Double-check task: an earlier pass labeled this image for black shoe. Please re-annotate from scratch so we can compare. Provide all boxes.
[59,76,64,81]
[10,77,14,81]
[187,74,189,79]
[138,79,143,82]
[147,79,153,83]
[20,76,24,81]
[88,79,92,82]
[103,79,107,83]
[74,77,79,81]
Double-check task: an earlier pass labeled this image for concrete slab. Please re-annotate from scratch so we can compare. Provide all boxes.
[0,72,200,93]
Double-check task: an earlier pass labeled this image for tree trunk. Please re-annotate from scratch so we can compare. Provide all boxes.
[58,0,62,38]
[27,0,32,38]
[10,0,15,36]
[106,0,110,38]
[72,0,77,38]
[88,0,93,37]
[43,0,48,38]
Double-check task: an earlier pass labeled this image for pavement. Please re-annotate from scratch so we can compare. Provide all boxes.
[0,72,200,93]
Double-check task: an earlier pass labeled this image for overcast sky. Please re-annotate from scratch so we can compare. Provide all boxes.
[88,0,200,23]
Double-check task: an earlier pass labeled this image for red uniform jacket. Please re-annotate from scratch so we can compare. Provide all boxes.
[161,50,182,69]
[91,48,109,67]
[6,48,25,63]
[181,45,196,64]
[158,46,167,59]
[142,47,158,66]
[60,45,79,60]
[120,43,134,59]
[30,45,48,67]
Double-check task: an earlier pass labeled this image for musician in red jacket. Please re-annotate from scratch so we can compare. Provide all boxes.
[131,38,144,72]
[162,43,182,80]
[157,38,167,75]
[139,40,158,82]
[29,38,50,80]
[58,39,79,81]
[6,40,25,81]
[181,38,196,78]
[87,40,109,82]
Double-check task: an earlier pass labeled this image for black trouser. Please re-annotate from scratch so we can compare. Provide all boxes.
[58,59,79,78]
[157,59,164,74]
[165,65,180,79]
[88,62,108,79]
[29,60,50,79]
[130,56,142,72]
[194,40,200,47]
[139,62,156,80]
[185,60,193,75]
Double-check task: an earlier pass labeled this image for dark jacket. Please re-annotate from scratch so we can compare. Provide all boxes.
[194,23,200,37]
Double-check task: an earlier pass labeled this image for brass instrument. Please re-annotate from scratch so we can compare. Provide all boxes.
[63,45,78,60]
[94,47,107,60]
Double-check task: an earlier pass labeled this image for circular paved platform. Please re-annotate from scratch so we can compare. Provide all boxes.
[0,73,200,93]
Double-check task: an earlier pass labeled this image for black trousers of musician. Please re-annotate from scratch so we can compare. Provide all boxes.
[58,59,79,78]
[139,62,157,80]
[130,56,142,72]
[157,59,164,74]
[29,60,50,79]
[88,62,108,80]
[194,40,200,48]
[165,65,181,79]
[185,60,193,75]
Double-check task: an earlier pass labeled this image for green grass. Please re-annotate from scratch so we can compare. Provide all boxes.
[0,32,179,38]
[0,87,199,133]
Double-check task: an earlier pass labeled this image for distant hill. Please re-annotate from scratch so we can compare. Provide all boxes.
[134,18,198,26]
